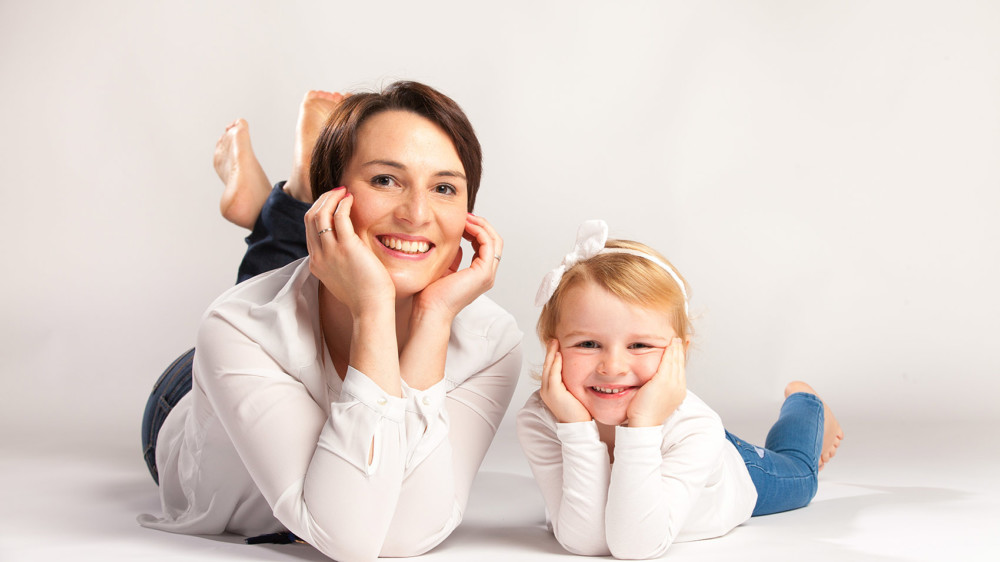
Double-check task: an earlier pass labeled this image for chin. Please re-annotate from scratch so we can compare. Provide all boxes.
[593,412,628,427]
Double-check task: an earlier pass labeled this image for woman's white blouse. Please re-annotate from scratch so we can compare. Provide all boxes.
[516,390,757,559]
[138,258,523,561]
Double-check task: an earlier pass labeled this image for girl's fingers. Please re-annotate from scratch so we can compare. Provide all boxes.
[541,340,558,393]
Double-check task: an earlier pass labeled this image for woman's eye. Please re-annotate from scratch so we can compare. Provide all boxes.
[434,183,457,195]
[371,175,396,188]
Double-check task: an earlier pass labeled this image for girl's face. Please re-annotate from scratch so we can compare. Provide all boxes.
[555,280,677,427]
[341,110,469,298]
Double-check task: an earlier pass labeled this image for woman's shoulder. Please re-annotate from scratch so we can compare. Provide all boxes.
[205,258,313,313]
[443,295,523,385]
[452,295,522,352]
[198,258,320,369]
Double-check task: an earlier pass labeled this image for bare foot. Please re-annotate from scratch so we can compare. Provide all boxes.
[284,90,347,204]
[785,381,843,470]
[214,119,272,229]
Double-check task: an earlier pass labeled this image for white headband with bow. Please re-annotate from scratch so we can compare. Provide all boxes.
[534,219,689,316]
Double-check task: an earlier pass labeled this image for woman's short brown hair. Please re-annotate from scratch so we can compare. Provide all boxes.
[309,81,483,211]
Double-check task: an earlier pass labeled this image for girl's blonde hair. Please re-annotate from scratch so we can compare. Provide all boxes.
[537,239,692,343]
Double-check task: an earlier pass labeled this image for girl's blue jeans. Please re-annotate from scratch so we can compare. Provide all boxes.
[726,392,824,516]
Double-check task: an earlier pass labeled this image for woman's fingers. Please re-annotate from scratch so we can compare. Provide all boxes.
[465,214,503,272]
[331,190,354,241]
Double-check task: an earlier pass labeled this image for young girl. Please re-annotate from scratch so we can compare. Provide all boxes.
[517,220,843,559]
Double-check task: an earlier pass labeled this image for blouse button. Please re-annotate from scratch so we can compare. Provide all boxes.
[422,396,431,406]
[377,397,387,406]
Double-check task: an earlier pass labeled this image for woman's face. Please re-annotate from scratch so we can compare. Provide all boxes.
[341,110,469,298]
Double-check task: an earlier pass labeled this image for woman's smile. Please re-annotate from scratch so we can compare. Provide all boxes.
[376,234,434,257]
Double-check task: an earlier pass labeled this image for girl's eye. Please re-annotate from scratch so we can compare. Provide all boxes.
[628,343,651,350]
[371,175,397,188]
[434,183,457,195]
[575,340,599,349]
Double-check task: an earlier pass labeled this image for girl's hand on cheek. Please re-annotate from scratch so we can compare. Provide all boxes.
[413,213,502,321]
[305,188,394,316]
[626,338,687,427]
[539,340,593,424]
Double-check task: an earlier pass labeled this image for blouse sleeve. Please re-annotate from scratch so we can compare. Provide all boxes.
[516,396,613,556]
[196,310,522,561]
[604,418,724,559]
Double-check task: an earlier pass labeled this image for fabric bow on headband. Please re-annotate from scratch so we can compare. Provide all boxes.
[534,220,609,306]
[534,219,690,316]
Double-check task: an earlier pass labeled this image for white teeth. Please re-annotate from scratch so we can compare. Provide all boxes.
[592,386,625,394]
[380,236,430,254]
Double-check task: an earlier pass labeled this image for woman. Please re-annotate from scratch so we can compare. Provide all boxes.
[138,82,523,561]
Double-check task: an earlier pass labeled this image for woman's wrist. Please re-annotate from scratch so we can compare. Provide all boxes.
[349,303,402,396]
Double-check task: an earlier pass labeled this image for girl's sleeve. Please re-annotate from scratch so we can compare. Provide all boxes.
[516,395,613,556]
[604,419,722,559]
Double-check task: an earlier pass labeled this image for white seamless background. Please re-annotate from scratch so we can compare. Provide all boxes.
[1,0,997,477]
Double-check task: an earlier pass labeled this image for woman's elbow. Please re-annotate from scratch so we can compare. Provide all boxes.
[606,535,671,560]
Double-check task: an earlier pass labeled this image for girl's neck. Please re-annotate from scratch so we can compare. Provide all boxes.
[596,421,616,464]
[318,286,413,379]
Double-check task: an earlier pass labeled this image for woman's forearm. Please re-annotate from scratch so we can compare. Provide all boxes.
[349,301,403,397]
[398,308,453,391]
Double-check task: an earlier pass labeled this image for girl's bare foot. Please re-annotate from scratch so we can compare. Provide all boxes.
[214,119,271,229]
[284,90,347,204]
[785,381,843,470]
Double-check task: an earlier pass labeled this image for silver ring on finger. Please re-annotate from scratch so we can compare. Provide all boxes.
[317,227,334,236]
[493,255,502,262]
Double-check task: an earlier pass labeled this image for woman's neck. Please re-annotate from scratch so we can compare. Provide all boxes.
[319,286,414,379]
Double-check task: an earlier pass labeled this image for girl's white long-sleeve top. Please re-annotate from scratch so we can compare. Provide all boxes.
[138,258,523,561]
[516,390,756,560]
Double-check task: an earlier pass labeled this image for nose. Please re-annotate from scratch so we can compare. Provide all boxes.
[395,187,430,226]
[598,348,629,377]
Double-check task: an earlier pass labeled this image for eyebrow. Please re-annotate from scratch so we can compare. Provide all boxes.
[361,159,466,180]
[561,330,669,342]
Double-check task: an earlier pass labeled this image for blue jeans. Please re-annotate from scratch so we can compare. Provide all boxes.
[141,348,195,484]
[725,392,824,516]
[142,183,309,483]
[236,182,310,284]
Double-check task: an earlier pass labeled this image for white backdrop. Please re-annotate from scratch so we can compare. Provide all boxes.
[2,0,998,461]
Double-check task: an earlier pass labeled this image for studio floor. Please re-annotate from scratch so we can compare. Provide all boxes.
[2,417,997,561]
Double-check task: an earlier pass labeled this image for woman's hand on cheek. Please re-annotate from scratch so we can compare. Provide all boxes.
[412,213,502,320]
[626,338,687,427]
[539,340,593,424]
[305,188,394,316]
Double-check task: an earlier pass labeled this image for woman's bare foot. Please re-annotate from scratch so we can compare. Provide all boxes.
[785,381,843,470]
[284,90,347,204]
[214,119,272,229]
